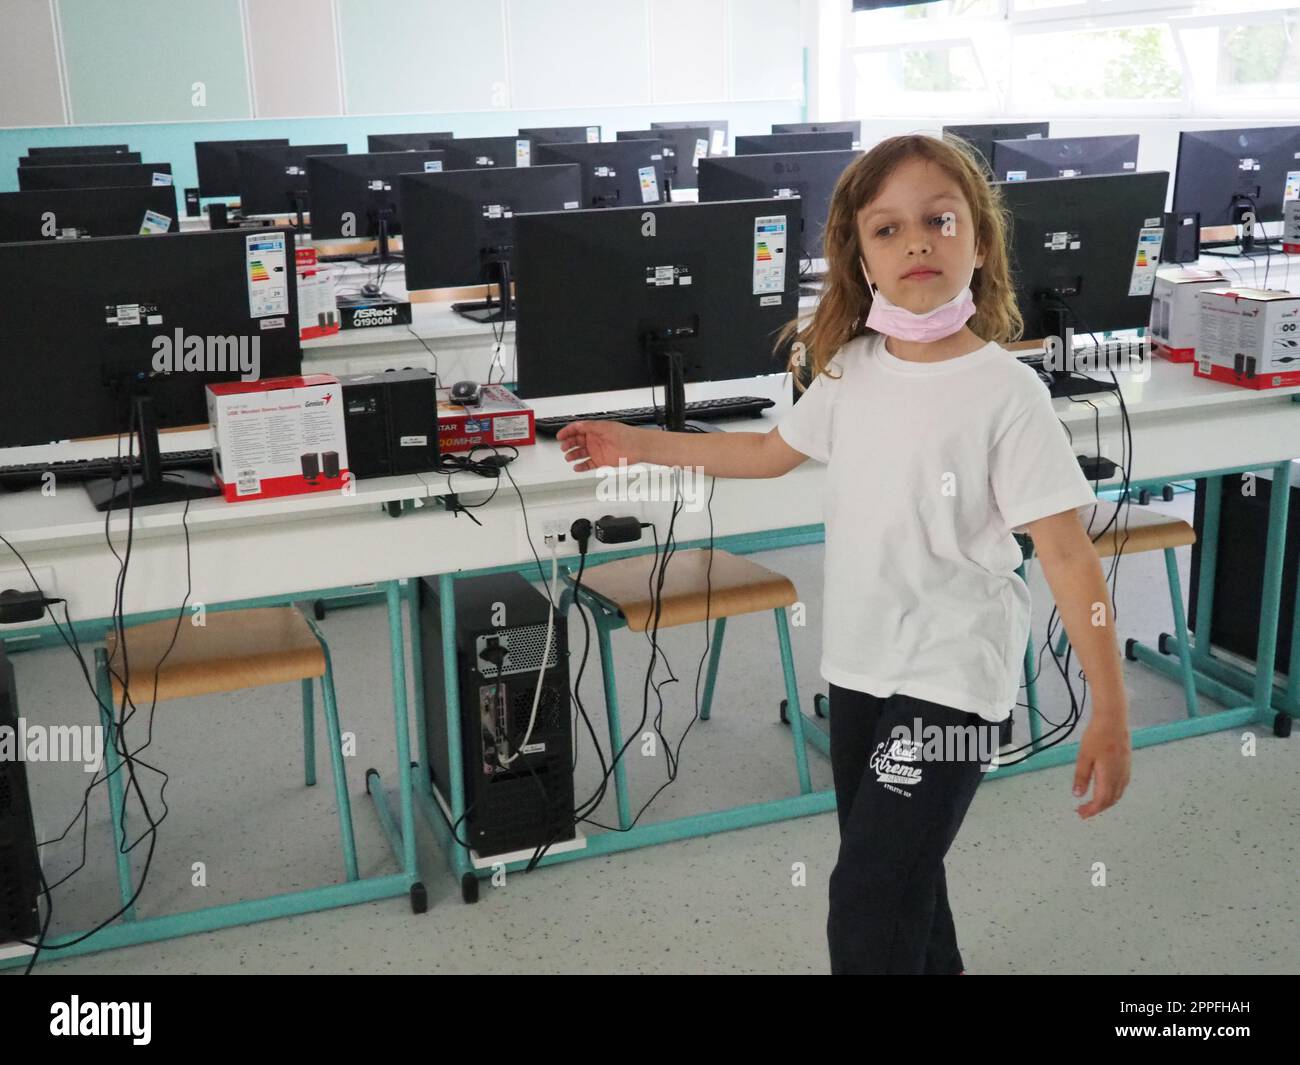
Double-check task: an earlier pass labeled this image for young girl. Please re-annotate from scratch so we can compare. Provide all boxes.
[557,134,1132,975]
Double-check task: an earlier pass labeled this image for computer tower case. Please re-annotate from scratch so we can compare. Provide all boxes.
[0,645,41,942]
[418,572,575,857]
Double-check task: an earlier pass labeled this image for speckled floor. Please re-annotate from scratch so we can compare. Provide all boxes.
[6,489,1298,974]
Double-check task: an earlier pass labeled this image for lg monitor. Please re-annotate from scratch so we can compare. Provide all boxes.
[194,138,289,198]
[0,228,301,506]
[942,122,1050,175]
[234,143,348,222]
[366,131,455,152]
[398,163,582,321]
[653,120,729,156]
[26,143,131,157]
[990,134,1139,182]
[533,139,665,208]
[520,125,602,145]
[306,149,447,258]
[773,120,862,147]
[734,131,853,156]
[18,162,173,192]
[0,186,179,243]
[618,127,710,192]
[998,170,1170,388]
[20,150,142,167]
[1172,125,1300,256]
[513,197,801,429]
[426,136,532,170]
[698,149,859,261]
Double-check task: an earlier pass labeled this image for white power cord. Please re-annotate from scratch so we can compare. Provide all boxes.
[501,539,559,765]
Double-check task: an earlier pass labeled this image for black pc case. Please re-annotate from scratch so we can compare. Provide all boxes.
[418,572,575,857]
[0,645,41,942]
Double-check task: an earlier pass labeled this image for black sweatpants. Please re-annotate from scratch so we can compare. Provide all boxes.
[827,683,998,975]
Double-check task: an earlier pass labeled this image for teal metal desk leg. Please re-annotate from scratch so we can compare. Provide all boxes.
[698,617,727,721]
[407,578,431,795]
[386,582,419,897]
[311,632,360,882]
[301,679,317,787]
[593,605,634,831]
[437,573,474,887]
[773,608,813,794]
[1163,546,1200,718]
[1190,475,1221,674]
[94,648,136,921]
[1250,463,1292,723]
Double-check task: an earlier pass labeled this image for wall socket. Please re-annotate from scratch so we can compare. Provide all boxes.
[519,502,645,558]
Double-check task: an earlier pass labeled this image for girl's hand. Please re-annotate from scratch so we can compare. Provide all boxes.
[1072,719,1131,818]
[556,420,642,472]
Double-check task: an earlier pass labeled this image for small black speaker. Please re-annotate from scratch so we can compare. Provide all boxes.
[1161,211,1200,263]
[300,453,320,480]
[184,187,200,217]
[321,450,340,478]
[207,201,229,230]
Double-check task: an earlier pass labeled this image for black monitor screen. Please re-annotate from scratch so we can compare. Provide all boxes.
[735,131,853,156]
[534,140,665,208]
[20,151,143,167]
[520,126,602,145]
[990,135,1139,182]
[398,164,583,290]
[18,162,174,192]
[1172,125,1300,226]
[195,138,289,198]
[0,186,180,243]
[514,198,801,399]
[0,229,302,448]
[998,171,1170,339]
[698,149,860,260]
[366,132,455,152]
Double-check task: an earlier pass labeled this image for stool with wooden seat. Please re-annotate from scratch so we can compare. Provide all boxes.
[93,605,358,923]
[1019,501,1199,749]
[560,548,813,830]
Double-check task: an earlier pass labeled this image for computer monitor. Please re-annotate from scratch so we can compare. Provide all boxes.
[653,120,730,156]
[1172,125,1300,255]
[513,197,801,429]
[998,170,1169,368]
[534,140,665,208]
[990,134,1139,182]
[366,132,455,152]
[194,138,290,198]
[426,136,532,170]
[942,122,1050,175]
[306,150,447,258]
[698,149,859,261]
[234,144,348,222]
[398,164,582,322]
[520,125,602,145]
[772,120,862,148]
[0,186,179,243]
[20,150,143,167]
[27,144,131,157]
[618,127,710,191]
[17,162,173,192]
[734,131,853,156]
[0,228,301,506]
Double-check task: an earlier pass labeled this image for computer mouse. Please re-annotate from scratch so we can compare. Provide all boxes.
[360,282,384,299]
[450,380,481,405]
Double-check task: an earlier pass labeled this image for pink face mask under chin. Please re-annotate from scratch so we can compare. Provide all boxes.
[861,258,977,343]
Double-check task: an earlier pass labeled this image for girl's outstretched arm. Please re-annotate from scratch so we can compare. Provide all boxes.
[1023,508,1133,820]
[557,420,809,479]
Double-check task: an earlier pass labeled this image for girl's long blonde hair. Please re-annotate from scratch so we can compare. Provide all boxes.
[783,133,1023,388]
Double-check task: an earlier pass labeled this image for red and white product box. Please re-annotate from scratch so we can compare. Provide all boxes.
[296,247,340,341]
[1285,199,1300,255]
[1193,288,1300,390]
[1150,268,1226,362]
[437,384,535,453]
[206,374,350,501]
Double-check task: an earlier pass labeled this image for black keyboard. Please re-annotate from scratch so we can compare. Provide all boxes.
[534,396,776,436]
[0,449,213,491]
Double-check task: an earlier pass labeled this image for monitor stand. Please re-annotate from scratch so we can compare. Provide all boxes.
[453,259,513,323]
[357,213,404,268]
[648,341,718,433]
[85,396,220,512]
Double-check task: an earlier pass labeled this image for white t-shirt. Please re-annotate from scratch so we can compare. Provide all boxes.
[777,333,1098,723]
